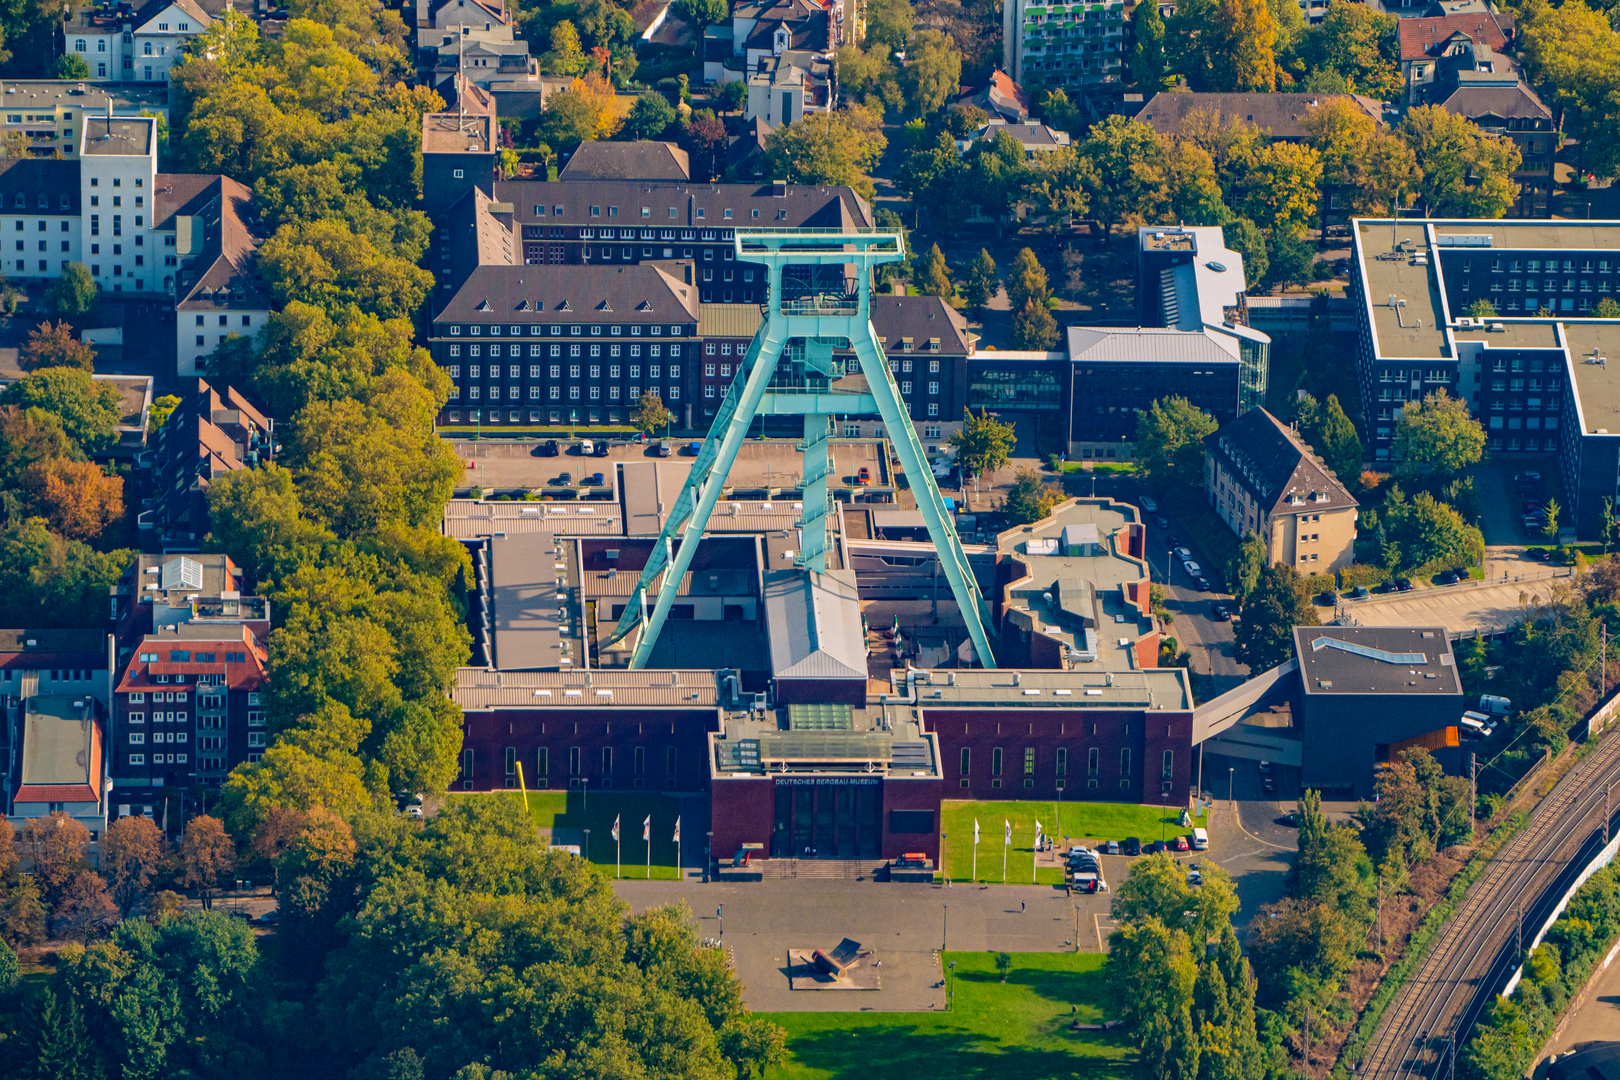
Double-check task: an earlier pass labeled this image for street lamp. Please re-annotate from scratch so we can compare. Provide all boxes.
[717,904,724,942]
[584,828,591,866]
[948,959,956,1009]
[942,903,948,951]
[705,830,714,883]
[1228,767,1235,806]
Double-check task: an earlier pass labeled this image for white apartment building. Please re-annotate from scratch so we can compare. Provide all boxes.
[63,0,220,83]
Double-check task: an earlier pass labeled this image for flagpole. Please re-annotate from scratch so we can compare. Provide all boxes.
[644,815,652,879]
[973,819,979,882]
[675,816,682,882]
[617,832,621,878]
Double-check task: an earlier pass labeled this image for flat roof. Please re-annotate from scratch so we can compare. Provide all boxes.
[489,533,564,670]
[902,667,1193,712]
[453,668,719,709]
[18,695,98,790]
[1454,321,1562,348]
[1293,625,1462,696]
[1356,219,1450,359]
[81,115,152,156]
[1565,322,1620,435]
[1432,220,1620,249]
[422,112,492,154]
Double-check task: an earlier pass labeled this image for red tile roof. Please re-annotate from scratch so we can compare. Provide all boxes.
[115,625,268,694]
[1399,14,1513,61]
[15,784,100,803]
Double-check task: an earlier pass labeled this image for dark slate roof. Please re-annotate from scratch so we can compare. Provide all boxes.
[1133,92,1382,141]
[1204,407,1358,515]
[0,159,80,214]
[1433,83,1551,121]
[1293,626,1462,696]
[558,141,692,182]
[862,296,973,356]
[169,176,270,312]
[432,263,700,325]
[493,179,872,230]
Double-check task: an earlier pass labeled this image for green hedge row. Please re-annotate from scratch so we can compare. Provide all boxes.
[1461,859,1620,1080]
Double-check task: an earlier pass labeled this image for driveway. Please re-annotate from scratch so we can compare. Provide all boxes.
[1337,571,1575,635]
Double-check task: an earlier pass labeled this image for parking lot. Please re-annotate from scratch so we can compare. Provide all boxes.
[1337,568,1576,635]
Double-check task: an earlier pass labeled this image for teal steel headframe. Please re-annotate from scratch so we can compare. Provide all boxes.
[605,226,998,669]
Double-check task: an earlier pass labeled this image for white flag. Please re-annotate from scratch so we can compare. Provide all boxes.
[974,819,980,845]
[1004,819,1011,845]
[1035,819,1044,845]
[643,815,651,841]
[611,814,620,842]
[673,816,681,843]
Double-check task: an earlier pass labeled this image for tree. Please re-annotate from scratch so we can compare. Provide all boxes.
[1130,0,1170,92]
[1224,218,1269,289]
[962,249,998,315]
[899,30,962,119]
[1517,0,1620,180]
[258,217,435,321]
[914,243,955,299]
[22,812,92,911]
[1134,396,1219,489]
[1156,138,1229,227]
[619,92,677,140]
[0,405,80,486]
[545,20,586,74]
[1005,467,1065,524]
[48,264,98,321]
[1230,531,1268,602]
[0,936,15,993]
[1241,142,1323,239]
[0,519,133,630]
[26,987,97,1080]
[178,816,236,910]
[1301,97,1414,217]
[1297,2,1401,99]
[51,870,117,942]
[1392,389,1487,479]
[948,408,1016,479]
[764,110,887,200]
[1466,299,1498,318]
[1313,395,1362,483]
[1007,248,1051,313]
[20,321,95,372]
[17,458,125,541]
[1594,297,1620,320]
[1264,228,1316,292]
[672,0,727,34]
[1010,298,1059,350]
[1542,497,1562,541]
[681,110,729,181]
[1079,116,1164,236]
[995,951,1013,981]
[101,815,169,917]
[1,367,126,453]
[1235,563,1320,671]
[630,391,675,434]
[1210,0,1278,91]
[1400,106,1522,219]
[864,0,913,50]
[205,464,333,577]
[54,53,93,79]
[716,79,748,115]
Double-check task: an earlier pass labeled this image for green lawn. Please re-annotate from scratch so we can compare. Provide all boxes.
[453,790,686,880]
[761,950,1131,1080]
[940,799,1204,884]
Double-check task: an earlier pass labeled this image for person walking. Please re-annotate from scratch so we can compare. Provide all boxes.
[1021,900,1026,913]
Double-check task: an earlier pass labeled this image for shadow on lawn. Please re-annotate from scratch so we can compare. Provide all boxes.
[953,966,1111,1015]
[780,1022,1131,1080]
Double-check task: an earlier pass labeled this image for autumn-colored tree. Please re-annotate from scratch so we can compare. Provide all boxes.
[101,815,169,916]
[1514,0,1620,179]
[1240,141,1323,238]
[20,321,95,372]
[914,244,955,299]
[51,870,117,942]
[247,806,310,893]
[1210,0,1278,91]
[178,815,237,910]
[1400,106,1521,218]
[1007,247,1051,313]
[1010,298,1059,351]
[0,405,81,485]
[18,458,125,541]
[20,812,91,909]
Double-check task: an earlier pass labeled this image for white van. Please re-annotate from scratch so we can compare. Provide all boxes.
[1479,695,1512,717]
[1139,496,1158,513]
[1191,827,1209,851]
[1459,711,1495,738]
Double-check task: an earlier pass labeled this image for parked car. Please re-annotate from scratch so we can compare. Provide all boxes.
[1523,499,1542,513]
[685,441,703,456]
[540,440,559,457]
[655,440,672,457]
[1123,836,1142,856]
[1257,760,1272,775]
[554,472,572,486]
[1479,694,1513,716]
[1139,496,1158,513]
[1154,516,1170,529]
[1211,603,1232,621]
[1183,560,1203,577]
[1348,586,1370,599]
[1170,835,1189,852]
[1460,710,1496,738]
[406,806,424,820]
[1527,547,1552,561]
[1278,809,1298,827]
[855,466,872,485]
[1393,577,1414,591]
[588,472,605,486]
[594,442,611,457]
[576,440,595,456]
[1195,576,1212,592]
[1174,547,1193,561]
[1187,864,1203,886]
[1261,775,1276,795]
[1103,839,1121,855]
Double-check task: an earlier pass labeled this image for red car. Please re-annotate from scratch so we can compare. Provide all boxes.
[1172,835,1190,852]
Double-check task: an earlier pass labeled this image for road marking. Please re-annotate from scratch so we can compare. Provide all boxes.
[1227,803,1295,851]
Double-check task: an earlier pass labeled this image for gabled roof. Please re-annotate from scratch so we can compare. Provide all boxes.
[433,263,700,324]
[1399,12,1513,61]
[559,141,692,182]
[116,623,268,693]
[765,568,866,681]
[1432,83,1552,122]
[169,176,269,312]
[492,179,872,230]
[0,159,80,214]
[1204,407,1358,515]
[130,0,213,32]
[1133,92,1383,141]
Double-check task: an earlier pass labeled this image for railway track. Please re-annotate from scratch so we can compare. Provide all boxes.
[1358,727,1620,1080]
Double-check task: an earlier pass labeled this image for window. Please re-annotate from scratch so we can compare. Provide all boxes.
[1120,748,1132,776]
[129,733,145,744]
[601,746,613,774]
[129,754,145,766]
[1024,747,1035,774]
[1163,750,1174,778]
[1088,747,1099,776]
[960,747,970,775]
[666,746,677,774]
[991,747,1003,775]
